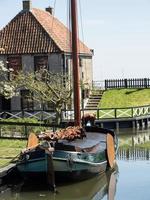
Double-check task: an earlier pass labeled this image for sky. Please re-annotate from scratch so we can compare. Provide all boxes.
[0,0,150,81]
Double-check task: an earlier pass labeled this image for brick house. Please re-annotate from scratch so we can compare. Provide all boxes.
[0,0,93,111]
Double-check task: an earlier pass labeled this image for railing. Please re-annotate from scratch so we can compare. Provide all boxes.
[81,105,150,120]
[0,120,59,139]
[98,105,150,119]
[0,105,150,122]
[105,78,150,89]
[0,110,56,121]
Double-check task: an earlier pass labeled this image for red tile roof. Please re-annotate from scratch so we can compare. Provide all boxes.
[0,8,92,55]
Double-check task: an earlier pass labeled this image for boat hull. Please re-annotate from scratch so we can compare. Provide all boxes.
[16,127,117,184]
[17,149,107,182]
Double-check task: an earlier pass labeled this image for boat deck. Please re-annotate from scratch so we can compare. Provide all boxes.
[61,132,106,149]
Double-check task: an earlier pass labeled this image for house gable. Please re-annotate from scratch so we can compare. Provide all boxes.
[0,8,92,56]
[0,10,60,55]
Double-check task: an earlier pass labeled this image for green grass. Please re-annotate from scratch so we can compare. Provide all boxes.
[0,139,26,168]
[0,139,26,148]
[0,159,11,167]
[100,88,150,108]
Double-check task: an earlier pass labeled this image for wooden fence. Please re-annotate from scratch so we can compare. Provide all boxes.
[0,121,59,139]
[81,104,150,119]
[105,78,150,89]
[97,104,150,119]
[0,104,150,121]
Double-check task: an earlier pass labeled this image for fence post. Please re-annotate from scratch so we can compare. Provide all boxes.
[144,78,147,88]
[24,125,28,138]
[105,80,107,90]
[22,109,25,118]
[114,108,117,118]
[124,79,127,88]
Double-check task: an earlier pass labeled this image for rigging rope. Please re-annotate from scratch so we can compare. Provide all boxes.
[78,0,87,112]
[78,0,85,46]
[67,0,73,100]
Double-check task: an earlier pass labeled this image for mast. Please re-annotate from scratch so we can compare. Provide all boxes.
[71,0,81,126]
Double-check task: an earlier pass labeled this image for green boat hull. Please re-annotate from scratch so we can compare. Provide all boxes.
[16,127,117,183]
[17,149,107,181]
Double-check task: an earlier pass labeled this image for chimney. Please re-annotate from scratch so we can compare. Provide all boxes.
[23,0,32,11]
[45,7,53,15]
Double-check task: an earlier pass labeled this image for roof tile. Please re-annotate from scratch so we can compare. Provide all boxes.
[0,8,92,55]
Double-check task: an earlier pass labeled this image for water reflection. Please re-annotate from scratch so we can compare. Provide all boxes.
[0,166,118,200]
[118,147,150,160]
[118,128,150,161]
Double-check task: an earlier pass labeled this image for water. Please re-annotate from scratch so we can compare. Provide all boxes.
[0,169,117,200]
[115,160,150,200]
[0,128,150,200]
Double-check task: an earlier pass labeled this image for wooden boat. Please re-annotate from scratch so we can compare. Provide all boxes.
[16,0,118,191]
[16,126,117,190]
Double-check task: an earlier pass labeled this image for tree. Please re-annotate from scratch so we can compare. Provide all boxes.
[0,61,16,98]
[11,68,72,125]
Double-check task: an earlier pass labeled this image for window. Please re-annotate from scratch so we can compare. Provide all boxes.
[0,95,11,111]
[21,90,34,110]
[34,56,48,71]
[7,56,22,75]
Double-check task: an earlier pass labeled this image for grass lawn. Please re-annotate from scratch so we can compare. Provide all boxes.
[100,88,150,108]
[0,139,26,168]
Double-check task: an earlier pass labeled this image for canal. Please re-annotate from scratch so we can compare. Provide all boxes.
[0,128,150,200]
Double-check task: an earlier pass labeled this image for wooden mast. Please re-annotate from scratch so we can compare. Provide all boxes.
[71,0,81,126]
